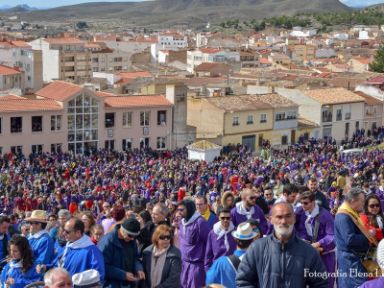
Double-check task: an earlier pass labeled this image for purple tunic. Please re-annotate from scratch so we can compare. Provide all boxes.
[295,206,336,288]
[204,227,236,271]
[179,215,210,288]
[360,277,384,288]
[230,203,268,234]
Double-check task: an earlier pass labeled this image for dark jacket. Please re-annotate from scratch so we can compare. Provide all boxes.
[142,244,181,288]
[236,233,328,288]
[335,213,369,288]
[98,224,143,288]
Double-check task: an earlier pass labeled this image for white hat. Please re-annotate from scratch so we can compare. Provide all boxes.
[377,239,384,269]
[72,269,100,288]
[231,222,258,240]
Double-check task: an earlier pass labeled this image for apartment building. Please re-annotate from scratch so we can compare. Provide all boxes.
[187,48,240,73]
[0,65,24,92]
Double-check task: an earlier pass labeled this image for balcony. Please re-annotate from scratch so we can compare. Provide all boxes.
[322,114,332,123]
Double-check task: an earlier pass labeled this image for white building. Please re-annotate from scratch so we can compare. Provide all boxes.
[0,40,43,92]
[290,27,317,38]
[151,32,188,62]
[186,48,240,73]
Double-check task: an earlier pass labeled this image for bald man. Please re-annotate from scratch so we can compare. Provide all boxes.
[230,188,267,234]
[237,203,328,288]
[44,267,72,288]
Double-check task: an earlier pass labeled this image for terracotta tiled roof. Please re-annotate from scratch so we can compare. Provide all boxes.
[199,48,222,54]
[354,91,383,105]
[366,75,384,85]
[257,93,298,108]
[35,81,83,102]
[0,99,62,113]
[0,95,26,100]
[118,71,152,79]
[0,65,21,75]
[298,117,320,129]
[304,87,365,105]
[352,57,371,65]
[195,62,229,72]
[45,38,85,45]
[104,95,172,108]
[184,77,227,86]
[10,41,31,48]
[206,95,273,112]
[95,91,116,98]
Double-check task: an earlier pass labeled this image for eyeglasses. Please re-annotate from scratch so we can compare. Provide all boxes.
[63,229,73,234]
[159,235,171,241]
[369,204,380,208]
[220,217,231,221]
[177,208,185,212]
[301,201,311,206]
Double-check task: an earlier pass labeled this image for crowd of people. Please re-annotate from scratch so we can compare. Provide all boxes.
[0,136,382,287]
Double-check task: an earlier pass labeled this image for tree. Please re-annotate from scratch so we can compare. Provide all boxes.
[370,45,384,73]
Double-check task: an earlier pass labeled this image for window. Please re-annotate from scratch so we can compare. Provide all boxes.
[246,115,254,125]
[286,111,297,120]
[0,117,2,134]
[114,57,123,62]
[157,137,166,150]
[123,112,132,128]
[32,116,43,132]
[355,121,359,131]
[122,139,132,151]
[232,116,239,126]
[105,113,115,128]
[336,109,342,121]
[10,146,22,154]
[281,135,288,145]
[260,114,267,123]
[157,111,167,125]
[275,113,286,121]
[140,111,150,126]
[51,143,62,154]
[345,112,351,120]
[10,117,22,133]
[51,115,62,131]
[322,110,332,122]
[105,140,115,151]
[32,144,43,154]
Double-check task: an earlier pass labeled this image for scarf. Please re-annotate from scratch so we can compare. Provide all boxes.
[377,216,384,229]
[201,208,211,221]
[213,221,235,252]
[337,202,363,225]
[29,230,48,239]
[8,260,23,277]
[304,204,320,237]
[60,235,94,267]
[235,202,254,220]
[150,246,169,288]
[182,211,200,227]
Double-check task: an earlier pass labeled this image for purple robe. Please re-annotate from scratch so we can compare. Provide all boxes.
[179,214,210,288]
[295,206,336,288]
[360,277,384,288]
[204,224,236,271]
[230,202,268,234]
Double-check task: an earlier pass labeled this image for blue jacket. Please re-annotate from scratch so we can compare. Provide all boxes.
[57,239,105,282]
[236,233,328,288]
[206,249,246,288]
[335,213,369,288]
[98,225,143,288]
[0,261,41,288]
[28,232,54,265]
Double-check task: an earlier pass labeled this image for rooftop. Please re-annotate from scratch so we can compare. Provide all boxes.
[257,93,298,108]
[206,95,273,112]
[0,65,22,75]
[354,91,383,106]
[45,37,85,45]
[35,81,83,102]
[304,87,365,105]
[104,95,172,108]
[0,99,61,113]
[188,140,221,151]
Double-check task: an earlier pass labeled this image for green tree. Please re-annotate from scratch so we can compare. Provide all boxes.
[370,45,384,73]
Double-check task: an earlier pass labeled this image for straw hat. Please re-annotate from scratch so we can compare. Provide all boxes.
[232,222,258,240]
[25,210,47,223]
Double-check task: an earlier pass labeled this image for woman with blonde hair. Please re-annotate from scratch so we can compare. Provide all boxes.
[142,225,181,288]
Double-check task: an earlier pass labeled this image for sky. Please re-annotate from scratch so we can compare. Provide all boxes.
[0,0,145,9]
[0,0,383,9]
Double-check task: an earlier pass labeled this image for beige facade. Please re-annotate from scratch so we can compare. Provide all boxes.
[59,51,92,83]
[0,81,174,155]
[188,95,274,151]
[0,70,23,91]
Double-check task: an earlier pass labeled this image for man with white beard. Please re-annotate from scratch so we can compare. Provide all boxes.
[236,202,328,288]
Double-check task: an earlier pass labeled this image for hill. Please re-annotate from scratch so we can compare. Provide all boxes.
[4,0,351,27]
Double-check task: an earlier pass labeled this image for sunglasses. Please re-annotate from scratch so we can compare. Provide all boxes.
[159,235,171,241]
[220,217,231,221]
[369,204,380,208]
